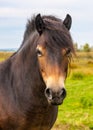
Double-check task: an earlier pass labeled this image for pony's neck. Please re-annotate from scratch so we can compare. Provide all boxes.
[10,34,47,108]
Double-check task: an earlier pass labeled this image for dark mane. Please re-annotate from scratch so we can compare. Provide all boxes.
[23,15,36,43]
[22,15,61,43]
[22,15,74,54]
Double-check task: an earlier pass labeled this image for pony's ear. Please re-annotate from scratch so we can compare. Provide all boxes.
[63,14,72,30]
[35,14,45,35]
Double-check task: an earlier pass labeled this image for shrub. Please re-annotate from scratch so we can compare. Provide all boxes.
[80,96,93,108]
[70,72,85,80]
[87,61,93,65]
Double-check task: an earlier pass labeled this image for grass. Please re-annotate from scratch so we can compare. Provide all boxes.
[0,51,93,130]
[0,52,12,61]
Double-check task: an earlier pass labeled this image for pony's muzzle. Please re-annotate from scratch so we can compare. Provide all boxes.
[45,88,66,105]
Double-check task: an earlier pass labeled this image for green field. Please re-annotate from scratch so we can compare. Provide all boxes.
[0,51,93,130]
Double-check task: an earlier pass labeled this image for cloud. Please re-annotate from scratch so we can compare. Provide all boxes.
[0,0,93,48]
[0,0,92,22]
[0,0,78,8]
[0,7,28,18]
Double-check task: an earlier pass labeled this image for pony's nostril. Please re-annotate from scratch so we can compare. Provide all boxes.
[60,88,66,98]
[45,88,52,100]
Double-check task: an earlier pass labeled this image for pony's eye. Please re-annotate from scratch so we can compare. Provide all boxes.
[66,48,71,56]
[36,49,43,57]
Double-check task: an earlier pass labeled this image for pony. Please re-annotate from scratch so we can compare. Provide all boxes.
[0,14,74,130]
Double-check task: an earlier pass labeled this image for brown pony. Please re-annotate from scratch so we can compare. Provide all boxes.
[0,14,74,130]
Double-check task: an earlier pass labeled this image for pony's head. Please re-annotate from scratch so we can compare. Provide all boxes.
[23,14,74,105]
[34,14,74,105]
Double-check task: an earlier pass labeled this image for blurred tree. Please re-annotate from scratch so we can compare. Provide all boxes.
[83,43,90,52]
[74,43,78,51]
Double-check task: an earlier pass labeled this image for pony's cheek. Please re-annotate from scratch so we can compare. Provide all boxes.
[40,68,47,83]
[37,58,48,82]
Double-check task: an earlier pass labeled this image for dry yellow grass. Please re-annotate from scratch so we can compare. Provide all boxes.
[0,52,13,61]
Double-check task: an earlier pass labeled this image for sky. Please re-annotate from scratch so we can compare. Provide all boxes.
[0,0,93,49]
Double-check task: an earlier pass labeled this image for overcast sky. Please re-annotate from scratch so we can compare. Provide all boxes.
[0,0,93,49]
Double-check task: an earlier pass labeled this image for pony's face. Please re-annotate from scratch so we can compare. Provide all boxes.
[35,14,73,105]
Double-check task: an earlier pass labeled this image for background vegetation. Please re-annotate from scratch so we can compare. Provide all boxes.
[0,43,93,130]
